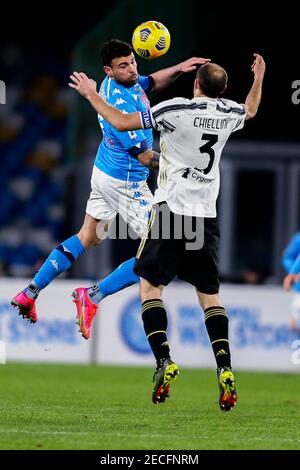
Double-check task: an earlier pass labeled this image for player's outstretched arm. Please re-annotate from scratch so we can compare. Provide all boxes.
[150,57,211,91]
[69,72,143,131]
[244,54,266,120]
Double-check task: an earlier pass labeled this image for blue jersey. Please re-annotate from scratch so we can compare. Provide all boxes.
[95,75,153,182]
[282,232,300,291]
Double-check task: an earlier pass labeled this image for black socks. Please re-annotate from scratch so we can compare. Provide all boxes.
[204,306,231,368]
[142,299,170,365]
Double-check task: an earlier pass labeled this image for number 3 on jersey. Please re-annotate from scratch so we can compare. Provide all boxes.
[182,133,218,179]
[199,133,218,175]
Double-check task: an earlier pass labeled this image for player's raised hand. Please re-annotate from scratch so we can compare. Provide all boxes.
[69,72,97,99]
[177,57,211,73]
[251,54,266,80]
[283,273,300,291]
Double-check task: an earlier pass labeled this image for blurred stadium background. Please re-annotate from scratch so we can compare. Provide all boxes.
[0,0,300,450]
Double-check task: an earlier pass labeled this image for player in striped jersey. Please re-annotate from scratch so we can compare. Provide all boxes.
[69,53,265,408]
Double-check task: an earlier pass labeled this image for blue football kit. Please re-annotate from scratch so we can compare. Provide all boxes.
[95,75,153,182]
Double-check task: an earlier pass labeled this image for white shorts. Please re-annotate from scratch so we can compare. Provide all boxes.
[86,166,153,236]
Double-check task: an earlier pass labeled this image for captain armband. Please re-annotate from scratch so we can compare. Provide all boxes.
[140,110,154,129]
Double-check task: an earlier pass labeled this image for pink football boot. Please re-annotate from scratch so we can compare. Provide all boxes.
[72,287,98,340]
[11,290,38,323]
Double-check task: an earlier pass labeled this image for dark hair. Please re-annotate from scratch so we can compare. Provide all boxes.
[196,63,228,98]
[100,39,133,66]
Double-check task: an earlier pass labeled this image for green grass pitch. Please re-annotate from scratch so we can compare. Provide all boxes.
[0,363,300,450]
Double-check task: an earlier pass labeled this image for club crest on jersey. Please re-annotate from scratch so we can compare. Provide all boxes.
[140,90,150,107]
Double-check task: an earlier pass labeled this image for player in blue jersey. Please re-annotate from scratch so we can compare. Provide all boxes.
[11,38,210,340]
[282,232,300,334]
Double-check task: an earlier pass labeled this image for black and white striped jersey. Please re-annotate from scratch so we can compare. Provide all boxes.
[140,96,246,217]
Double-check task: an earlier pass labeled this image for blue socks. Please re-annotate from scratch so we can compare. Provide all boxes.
[30,235,86,291]
[26,242,139,305]
[88,257,139,304]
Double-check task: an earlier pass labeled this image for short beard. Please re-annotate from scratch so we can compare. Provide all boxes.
[118,78,138,88]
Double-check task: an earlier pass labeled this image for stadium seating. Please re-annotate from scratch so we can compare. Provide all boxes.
[0,46,68,277]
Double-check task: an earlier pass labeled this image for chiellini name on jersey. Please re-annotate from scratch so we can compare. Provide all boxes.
[193,116,231,130]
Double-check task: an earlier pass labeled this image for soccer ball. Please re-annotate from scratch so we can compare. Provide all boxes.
[132,21,171,59]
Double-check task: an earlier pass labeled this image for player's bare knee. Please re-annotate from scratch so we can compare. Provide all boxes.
[140,277,163,302]
[196,289,222,310]
[77,231,102,249]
